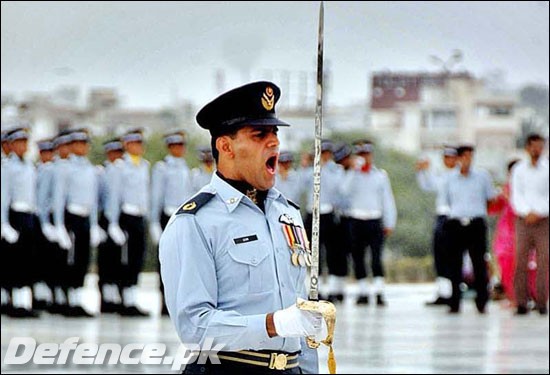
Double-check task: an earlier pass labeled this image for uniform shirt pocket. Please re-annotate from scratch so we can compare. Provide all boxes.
[227,234,273,294]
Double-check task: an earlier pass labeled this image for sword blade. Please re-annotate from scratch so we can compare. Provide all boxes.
[309,1,324,302]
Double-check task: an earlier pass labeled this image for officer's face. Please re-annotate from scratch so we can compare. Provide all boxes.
[71,141,89,156]
[526,139,545,159]
[56,144,72,159]
[229,125,280,190]
[168,143,185,158]
[443,155,457,169]
[10,139,27,157]
[1,141,9,155]
[459,151,473,169]
[39,150,54,163]
[358,152,373,165]
[106,149,123,162]
[125,141,144,156]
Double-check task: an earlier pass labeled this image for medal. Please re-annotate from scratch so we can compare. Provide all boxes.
[298,252,306,267]
[291,252,300,267]
[304,253,312,267]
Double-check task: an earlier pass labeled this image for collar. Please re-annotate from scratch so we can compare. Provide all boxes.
[210,171,287,213]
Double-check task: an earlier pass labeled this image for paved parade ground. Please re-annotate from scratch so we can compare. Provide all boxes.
[2,273,549,374]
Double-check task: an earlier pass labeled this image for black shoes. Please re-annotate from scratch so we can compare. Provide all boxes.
[101,301,122,314]
[119,306,150,317]
[516,305,529,315]
[327,293,344,303]
[376,294,387,307]
[7,307,40,318]
[475,299,487,314]
[356,295,369,305]
[538,306,548,316]
[65,305,95,318]
[425,297,450,306]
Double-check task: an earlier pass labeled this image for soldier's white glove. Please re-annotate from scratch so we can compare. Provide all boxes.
[273,303,323,338]
[149,222,163,245]
[90,225,107,247]
[108,223,127,246]
[1,223,19,244]
[56,226,72,250]
[41,222,58,243]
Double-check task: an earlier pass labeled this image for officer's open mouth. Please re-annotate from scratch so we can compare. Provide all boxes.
[266,155,277,174]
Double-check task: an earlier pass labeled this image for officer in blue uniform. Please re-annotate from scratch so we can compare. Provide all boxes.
[160,81,324,374]
[275,151,302,204]
[416,145,458,306]
[150,130,194,315]
[34,139,57,311]
[97,138,124,313]
[329,143,355,302]
[301,140,342,300]
[1,130,11,314]
[106,129,150,317]
[343,140,397,306]
[442,144,497,314]
[49,129,75,314]
[1,127,39,318]
[53,129,102,317]
[191,146,215,193]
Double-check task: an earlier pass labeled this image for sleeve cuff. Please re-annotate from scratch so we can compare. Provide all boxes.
[247,313,270,346]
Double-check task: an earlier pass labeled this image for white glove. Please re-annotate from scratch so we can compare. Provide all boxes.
[56,226,72,250]
[1,223,19,244]
[149,222,163,245]
[90,225,107,247]
[108,223,127,246]
[273,303,323,338]
[41,223,58,243]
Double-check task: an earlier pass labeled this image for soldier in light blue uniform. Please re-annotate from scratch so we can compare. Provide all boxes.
[150,130,194,315]
[34,139,57,311]
[329,143,355,302]
[442,144,497,314]
[1,130,13,314]
[342,140,397,306]
[415,145,458,306]
[190,146,215,193]
[52,129,102,317]
[1,127,39,318]
[106,129,150,317]
[275,151,302,204]
[300,140,342,300]
[97,138,124,313]
[160,81,323,374]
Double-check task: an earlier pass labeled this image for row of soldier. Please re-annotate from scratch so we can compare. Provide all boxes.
[1,127,215,318]
[4,124,545,318]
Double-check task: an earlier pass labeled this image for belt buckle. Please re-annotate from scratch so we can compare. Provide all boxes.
[269,353,287,370]
[460,218,471,226]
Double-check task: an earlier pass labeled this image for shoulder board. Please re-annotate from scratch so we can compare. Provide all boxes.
[286,199,300,210]
[176,192,215,215]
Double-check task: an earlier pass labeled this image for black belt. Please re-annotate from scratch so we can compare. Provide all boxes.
[217,350,300,371]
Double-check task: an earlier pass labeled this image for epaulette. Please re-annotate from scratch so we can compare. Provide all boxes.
[176,192,215,215]
[286,199,300,210]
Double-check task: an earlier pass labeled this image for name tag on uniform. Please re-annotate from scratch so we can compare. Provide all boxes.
[233,235,258,245]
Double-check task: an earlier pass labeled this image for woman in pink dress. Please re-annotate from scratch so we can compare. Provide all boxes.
[490,160,537,304]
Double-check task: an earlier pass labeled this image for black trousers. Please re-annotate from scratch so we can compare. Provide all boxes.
[64,212,91,288]
[446,218,489,310]
[36,214,61,290]
[97,214,122,287]
[182,362,302,374]
[119,213,146,288]
[348,218,385,280]
[305,213,338,277]
[158,213,170,296]
[331,216,352,277]
[433,215,450,280]
[5,210,37,288]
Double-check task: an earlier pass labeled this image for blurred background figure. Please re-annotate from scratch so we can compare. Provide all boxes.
[106,129,150,317]
[97,138,125,314]
[150,130,193,315]
[191,146,215,193]
[275,150,301,204]
[33,138,57,312]
[511,133,549,316]
[1,127,38,318]
[415,145,458,306]
[343,140,397,306]
[444,144,497,314]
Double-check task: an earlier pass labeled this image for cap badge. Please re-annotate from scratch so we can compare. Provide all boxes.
[261,86,275,111]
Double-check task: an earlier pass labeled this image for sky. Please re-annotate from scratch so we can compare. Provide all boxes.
[2,1,549,109]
